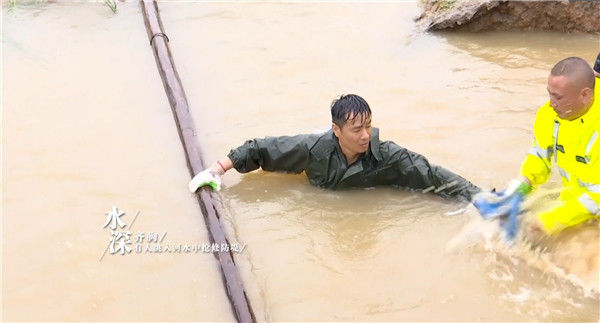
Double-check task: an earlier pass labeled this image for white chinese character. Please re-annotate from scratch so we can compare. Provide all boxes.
[154,244,162,253]
[135,232,145,243]
[104,206,126,230]
[201,243,210,253]
[147,232,158,243]
[109,230,132,255]
[220,243,229,253]
[211,243,220,253]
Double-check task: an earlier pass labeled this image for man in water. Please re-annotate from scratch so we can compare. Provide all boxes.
[189,94,480,201]
[477,56,599,236]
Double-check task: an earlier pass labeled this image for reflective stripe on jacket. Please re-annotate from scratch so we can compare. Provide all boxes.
[520,79,600,224]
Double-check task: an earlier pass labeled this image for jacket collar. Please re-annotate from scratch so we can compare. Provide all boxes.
[370,128,383,162]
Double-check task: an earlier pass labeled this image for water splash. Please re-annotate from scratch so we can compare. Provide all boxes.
[446,204,599,320]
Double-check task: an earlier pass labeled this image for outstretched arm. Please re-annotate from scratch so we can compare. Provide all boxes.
[382,141,481,201]
[227,134,318,173]
[189,134,317,192]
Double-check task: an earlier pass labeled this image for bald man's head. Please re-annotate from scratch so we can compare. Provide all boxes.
[547,57,595,120]
[550,57,595,90]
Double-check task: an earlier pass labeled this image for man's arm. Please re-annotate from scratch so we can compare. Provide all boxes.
[381,141,481,201]
[519,137,553,187]
[520,104,555,187]
[189,134,318,192]
[227,134,318,173]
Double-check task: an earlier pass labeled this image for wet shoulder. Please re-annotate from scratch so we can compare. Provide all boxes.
[377,139,407,162]
[309,130,335,157]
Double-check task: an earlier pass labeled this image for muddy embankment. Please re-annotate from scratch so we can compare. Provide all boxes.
[415,0,600,33]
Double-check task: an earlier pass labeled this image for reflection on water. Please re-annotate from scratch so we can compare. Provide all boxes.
[227,172,465,260]
[224,173,497,321]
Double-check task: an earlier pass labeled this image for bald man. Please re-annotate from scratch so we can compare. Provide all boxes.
[476,57,599,237]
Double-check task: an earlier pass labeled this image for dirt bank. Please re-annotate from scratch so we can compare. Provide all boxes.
[415,0,600,33]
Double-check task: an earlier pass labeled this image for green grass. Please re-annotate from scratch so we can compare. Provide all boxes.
[5,0,117,14]
[438,0,457,10]
[8,0,18,11]
[104,0,117,13]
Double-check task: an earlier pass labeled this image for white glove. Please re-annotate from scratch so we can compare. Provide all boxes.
[189,169,221,192]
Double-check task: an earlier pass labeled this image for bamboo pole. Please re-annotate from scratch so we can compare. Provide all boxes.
[140,1,255,322]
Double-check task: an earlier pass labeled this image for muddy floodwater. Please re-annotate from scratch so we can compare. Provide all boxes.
[3,1,599,321]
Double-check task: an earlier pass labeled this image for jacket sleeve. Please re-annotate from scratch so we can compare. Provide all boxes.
[227,134,318,174]
[520,103,554,186]
[381,141,481,201]
[538,145,600,232]
[568,131,600,217]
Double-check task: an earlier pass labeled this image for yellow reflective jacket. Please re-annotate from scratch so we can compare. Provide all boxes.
[520,79,600,220]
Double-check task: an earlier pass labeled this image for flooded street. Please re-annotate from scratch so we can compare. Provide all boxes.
[3,1,600,321]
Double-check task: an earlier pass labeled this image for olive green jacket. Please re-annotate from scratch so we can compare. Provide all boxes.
[228,128,480,201]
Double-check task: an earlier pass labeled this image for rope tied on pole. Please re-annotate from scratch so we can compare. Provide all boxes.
[150,32,169,45]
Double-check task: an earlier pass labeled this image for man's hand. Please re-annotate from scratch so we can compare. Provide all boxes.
[188,159,232,193]
[473,179,531,218]
[189,169,222,192]
[472,178,532,240]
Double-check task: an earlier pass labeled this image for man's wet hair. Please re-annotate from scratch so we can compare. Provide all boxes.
[551,57,595,90]
[331,94,371,128]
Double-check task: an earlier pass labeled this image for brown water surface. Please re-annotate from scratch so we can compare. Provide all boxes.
[3,1,599,321]
[163,2,599,321]
[3,2,234,321]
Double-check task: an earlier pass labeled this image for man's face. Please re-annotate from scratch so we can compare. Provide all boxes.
[332,112,372,156]
[547,75,593,120]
